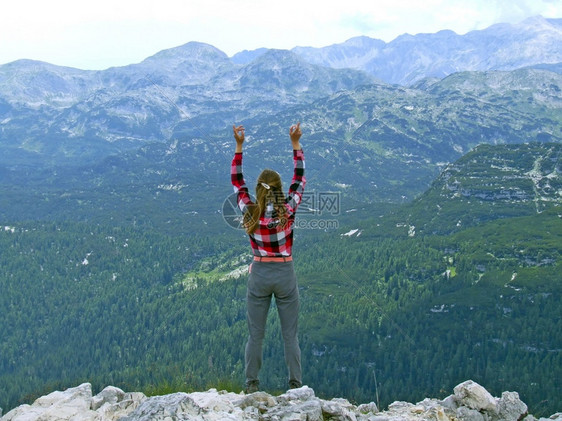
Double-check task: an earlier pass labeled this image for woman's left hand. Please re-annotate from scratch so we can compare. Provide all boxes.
[233,125,245,152]
[233,125,245,144]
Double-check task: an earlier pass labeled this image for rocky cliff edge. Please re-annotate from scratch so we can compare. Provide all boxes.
[1,379,560,421]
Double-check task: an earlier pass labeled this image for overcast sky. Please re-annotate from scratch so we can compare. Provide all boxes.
[1,0,561,70]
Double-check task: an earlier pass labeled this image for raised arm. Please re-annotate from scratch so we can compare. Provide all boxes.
[233,124,245,153]
[231,124,253,213]
[290,122,302,150]
[286,123,305,214]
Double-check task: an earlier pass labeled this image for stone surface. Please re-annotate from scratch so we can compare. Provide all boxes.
[1,383,98,421]
[496,391,528,421]
[118,392,199,421]
[92,386,126,411]
[0,380,558,421]
[454,380,498,413]
[456,406,486,421]
[96,391,145,420]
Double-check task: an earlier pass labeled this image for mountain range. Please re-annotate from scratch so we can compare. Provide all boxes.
[1,15,561,176]
[289,16,562,85]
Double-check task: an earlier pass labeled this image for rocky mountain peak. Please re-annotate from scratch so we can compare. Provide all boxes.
[0,59,99,106]
[142,41,230,65]
[519,15,562,31]
[288,15,562,85]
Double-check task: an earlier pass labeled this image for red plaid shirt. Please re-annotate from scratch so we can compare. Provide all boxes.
[231,149,306,257]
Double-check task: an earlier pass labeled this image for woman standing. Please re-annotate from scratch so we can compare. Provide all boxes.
[231,122,306,393]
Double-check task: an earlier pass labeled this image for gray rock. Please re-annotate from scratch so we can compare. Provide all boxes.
[262,398,323,421]
[1,383,99,421]
[186,388,246,420]
[378,399,455,421]
[495,391,528,421]
[276,385,316,403]
[237,391,277,413]
[118,388,251,421]
[454,380,498,413]
[321,398,357,420]
[118,392,199,421]
[440,395,458,412]
[387,401,414,412]
[457,406,486,421]
[539,414,562,421]
[96,391,146,420]
[92,386,126,411]
[357,402,379,415]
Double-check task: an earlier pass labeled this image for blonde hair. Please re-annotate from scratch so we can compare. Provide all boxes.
[244,169,288,234]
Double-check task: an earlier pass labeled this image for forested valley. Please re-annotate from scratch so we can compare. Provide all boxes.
[1,144,560,416]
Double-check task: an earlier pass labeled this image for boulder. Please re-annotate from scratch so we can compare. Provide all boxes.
[496,391,528,421]
[1,383,99,421]
[457,406,486,421]
[95,391,146,420]
[357,401,379,414]
[454,380,498,413]
[91,386,126,411]
[321,397,358,420]
[118,388,251,421]
[440,395,458,412]
[237,391,277,412]
[118,392,200,421]
[380,400,456,421]
[262,386,323,421]
[276,385,316,403]
[262,398,323,421]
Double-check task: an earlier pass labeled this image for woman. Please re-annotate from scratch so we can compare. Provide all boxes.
[231,122,306,393]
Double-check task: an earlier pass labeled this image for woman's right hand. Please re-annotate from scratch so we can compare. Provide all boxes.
[290,122,302,150]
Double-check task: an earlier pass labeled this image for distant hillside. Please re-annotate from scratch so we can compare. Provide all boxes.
[1,68,560,229]
[397,143,562,235]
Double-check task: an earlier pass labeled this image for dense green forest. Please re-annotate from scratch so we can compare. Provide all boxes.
[1,212,560,415]
[0,144,561,416]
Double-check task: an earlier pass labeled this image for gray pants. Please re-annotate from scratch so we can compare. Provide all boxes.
[245,260,301,384]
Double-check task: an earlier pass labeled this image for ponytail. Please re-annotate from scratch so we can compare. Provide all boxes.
[244,169,287,234]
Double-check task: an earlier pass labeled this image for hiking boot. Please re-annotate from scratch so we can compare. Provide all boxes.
[245,380,259,394]
[288,380,302,389]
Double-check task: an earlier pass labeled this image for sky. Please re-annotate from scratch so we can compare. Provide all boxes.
[1,0,561,70]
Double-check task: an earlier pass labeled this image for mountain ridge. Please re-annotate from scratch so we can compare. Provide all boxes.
[1,67,560,210]
[1,15,561,174]
[290,15,562,85]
